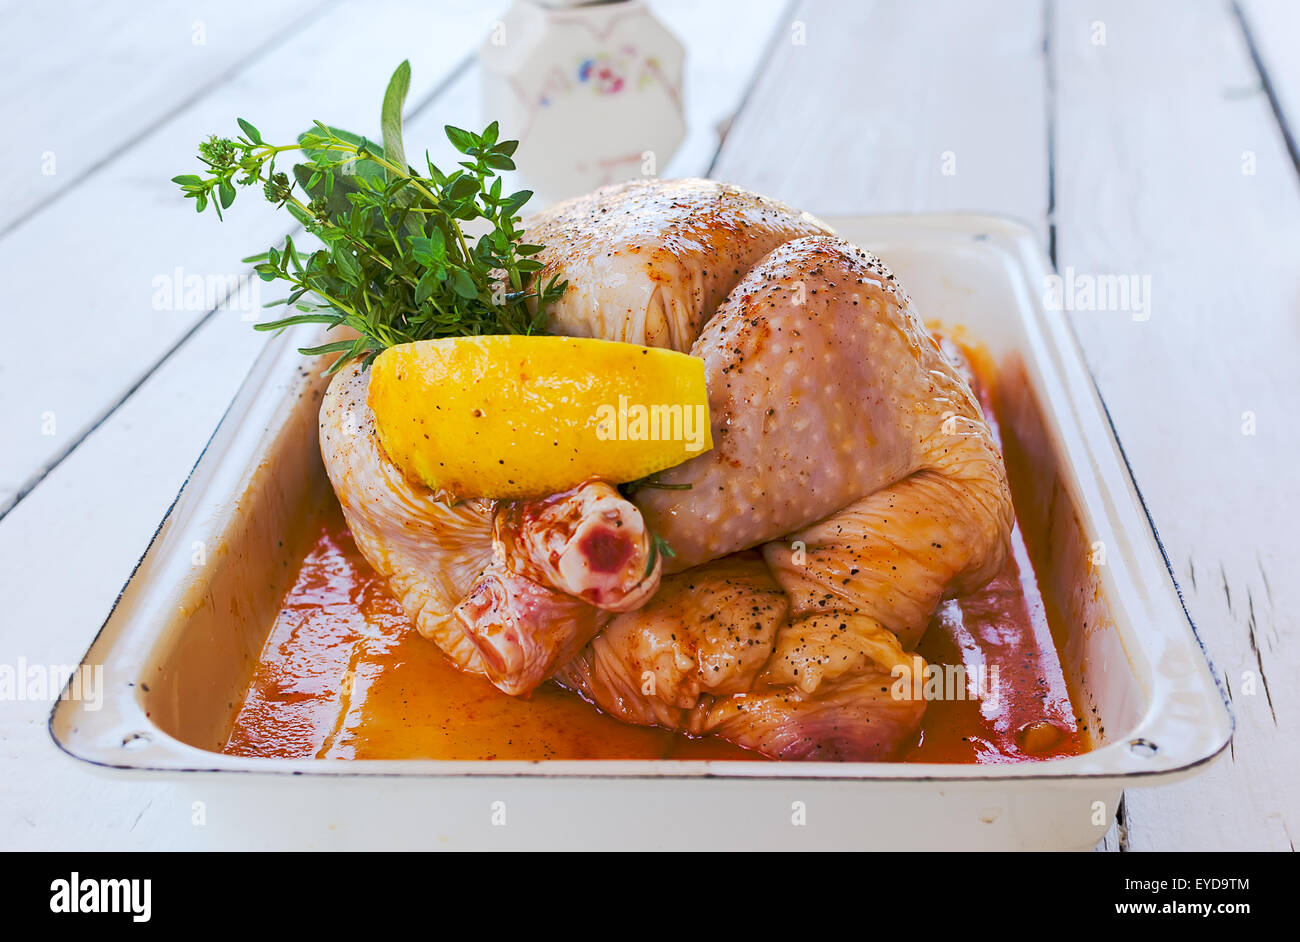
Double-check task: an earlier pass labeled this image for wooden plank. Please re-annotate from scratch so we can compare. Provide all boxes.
[711,0,1049,233]
[1095,810,1124,853]
[0,0,327,233]
[1052,0,1300,850]
[656,0,794,177]
[1238,0,1300,170]
[0,1,499,515]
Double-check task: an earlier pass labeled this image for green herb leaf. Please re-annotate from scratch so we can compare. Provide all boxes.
[444,125,477,153]
[643,532,677,578]
[253,313,342,331]
[380,59,411,179]
[449,268,478,299]
[172,63,567,373]
[299,339,360,356]
[237,118,263,144]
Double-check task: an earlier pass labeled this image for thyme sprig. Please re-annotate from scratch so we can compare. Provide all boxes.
[619,474,693,496]
[645,531,677,578]
[173,61,566,373]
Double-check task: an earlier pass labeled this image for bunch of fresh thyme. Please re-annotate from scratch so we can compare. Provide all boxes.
[173,61,566,373]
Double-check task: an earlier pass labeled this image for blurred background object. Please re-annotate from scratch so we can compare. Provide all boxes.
[480,0,686,204]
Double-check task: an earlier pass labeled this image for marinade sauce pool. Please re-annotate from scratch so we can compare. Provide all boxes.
[224,347,1090,763]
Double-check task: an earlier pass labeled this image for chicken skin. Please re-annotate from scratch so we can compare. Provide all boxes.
[320,362,493,674]
[557,236,1012,758]
[637,236,1012,645]
[554,554,925,760]
[525,177,830,349]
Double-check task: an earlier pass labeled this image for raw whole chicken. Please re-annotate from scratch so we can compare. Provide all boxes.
[318,177,1014,760]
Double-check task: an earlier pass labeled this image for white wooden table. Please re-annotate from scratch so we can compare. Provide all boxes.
[1,0,1295,851]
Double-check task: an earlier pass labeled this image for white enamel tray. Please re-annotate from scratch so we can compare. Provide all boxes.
[50,215,1231,850]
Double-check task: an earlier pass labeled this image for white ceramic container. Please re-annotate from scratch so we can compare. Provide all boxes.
[479,0,686,203]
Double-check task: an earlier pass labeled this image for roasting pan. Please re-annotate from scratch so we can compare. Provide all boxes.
[50,215,1232,850]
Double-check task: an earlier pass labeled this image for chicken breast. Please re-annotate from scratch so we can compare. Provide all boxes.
[525,177,830,351]
[634,237,1009,582]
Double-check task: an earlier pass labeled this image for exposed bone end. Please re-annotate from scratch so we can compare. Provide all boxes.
[496,480,661,613]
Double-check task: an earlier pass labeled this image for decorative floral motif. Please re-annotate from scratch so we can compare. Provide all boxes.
[577,53,626,95]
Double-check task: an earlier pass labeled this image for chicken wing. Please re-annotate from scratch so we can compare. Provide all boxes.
[320,362,492,674]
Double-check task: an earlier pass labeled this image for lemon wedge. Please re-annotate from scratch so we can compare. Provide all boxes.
[367,336,712,499]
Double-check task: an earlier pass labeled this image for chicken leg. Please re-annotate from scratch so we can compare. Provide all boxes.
[320,365,659,693]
